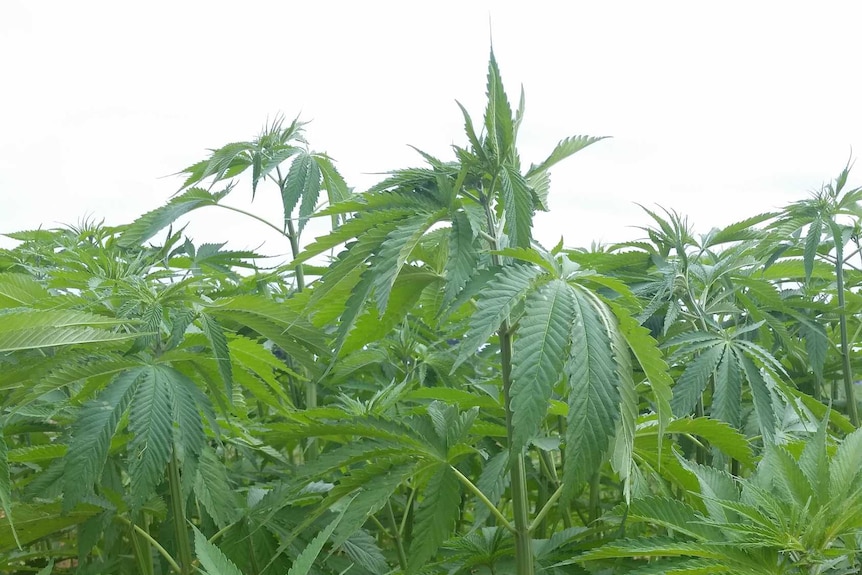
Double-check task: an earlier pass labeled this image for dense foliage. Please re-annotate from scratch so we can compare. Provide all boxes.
[2,52,862,575]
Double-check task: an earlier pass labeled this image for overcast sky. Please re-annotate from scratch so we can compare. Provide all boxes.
[2,1,861,257]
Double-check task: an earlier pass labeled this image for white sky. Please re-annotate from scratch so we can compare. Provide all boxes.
[2,1,862,258]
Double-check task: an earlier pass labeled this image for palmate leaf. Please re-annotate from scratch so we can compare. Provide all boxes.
[64,367,145,510]
[171,372,208,461]
[670,344,725,418]
[128,366,176,506]
[563,288,620,493]
[282,150,322,232]
[194,525,246,575]
[511,279,574,453]
[407,464,461,574]
[665,418,754,467]
[119,186,231,247]
[803,217,822,283]
[454,263,543,369]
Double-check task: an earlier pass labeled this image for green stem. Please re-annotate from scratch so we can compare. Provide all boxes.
[483,197,534,575]
[450,466,516,534]
[386,500,409,571]
[835,247,860,426]
[117,515,183,575]
[529,484,563,534]
[168,452,193,575]
[214,203,287,239]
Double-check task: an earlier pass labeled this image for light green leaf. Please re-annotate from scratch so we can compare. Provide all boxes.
[0,273,47,308]
[738,352,776,444]
[0,437,17,548]
[511,279,574,452]
[803,218,822,283]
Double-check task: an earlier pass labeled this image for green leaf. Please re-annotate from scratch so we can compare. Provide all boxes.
[670,344,724,418]
[472,450,510,528]
[611,303,673,452]
[119,187,230,247]
[443,212,479,307]
[0,502,99,553]
[665,418,754,467]
[454,264,542,369]
[484,48,514,161]
[712,346,742,429]
[64,367,144,509]
[194,525,245,575]
[407,464,461,573]
[510,279,574,452]
[499,165,534,249]
[830,427,862,499]
[195,446,240,529]
[371,211,443,313]
[627,497,723,540]
[315,153,352,228]
[283,150,321,232]
[0,437,17,548]
[128,366,175,506]
[563,288,620,492]
[287,507,346,575]
[738,353,776,444]
[200,313,232,399]
[526,135,607,178]
[0,273,47,308]
[803,218,822,283]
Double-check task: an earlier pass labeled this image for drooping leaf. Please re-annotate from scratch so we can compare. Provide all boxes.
[128,366,176,506]
[64,367,144,509]
[194,446,240,529]
[200,313,233,398]
[712,345,742,429]
[498,166,534,249]
[407,464,461,573]
[510,279,574,452]
[443,212,479,307]
[282,150,321,232]
[563,288,620,493]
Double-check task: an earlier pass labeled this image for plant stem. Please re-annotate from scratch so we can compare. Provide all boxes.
[835,246,860,426]
[529,484,563,534]
[168,452,193,575]
[214,203,287,239]
[450,466,516,534]
[482,197,534,575]
[117,515,183,575]
[386,500,409,571]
